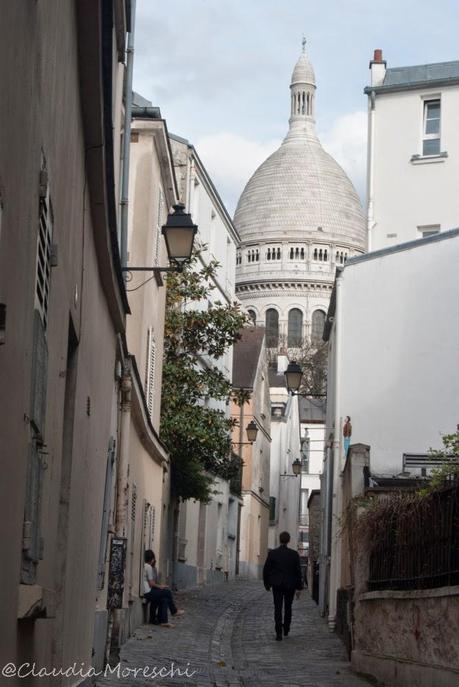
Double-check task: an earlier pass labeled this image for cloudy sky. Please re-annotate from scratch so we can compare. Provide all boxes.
[133,0,458,214]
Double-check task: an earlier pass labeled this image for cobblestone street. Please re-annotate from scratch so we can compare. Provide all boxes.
[98,580,372,687]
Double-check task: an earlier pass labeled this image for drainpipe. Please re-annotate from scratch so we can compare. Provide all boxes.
[120,0,136,269]
[366,90,376,252]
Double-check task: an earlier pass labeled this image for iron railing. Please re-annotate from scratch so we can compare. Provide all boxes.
[368,479,459,591]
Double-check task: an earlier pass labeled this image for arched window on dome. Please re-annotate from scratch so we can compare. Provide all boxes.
[301,91,305,115]
[313,248,318,261]
[265,309,279,348]
[248,309,257,325]
[300,247,305,259]
[307,93,310,115]
[295,247,299,259]
[277,247,281,260]
[267,248,271,261]
[255,249,259,262]
[288,308,303,347]
[324,249,328,261]
[319,249,323,261]
[311,310,326,344]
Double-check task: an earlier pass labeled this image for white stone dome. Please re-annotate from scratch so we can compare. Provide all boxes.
[234,50,366,248]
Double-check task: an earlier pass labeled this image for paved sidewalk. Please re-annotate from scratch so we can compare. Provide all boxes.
[97,579,372,687]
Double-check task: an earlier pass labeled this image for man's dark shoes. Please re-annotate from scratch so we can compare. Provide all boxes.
[275,633,282,641]
[283,627,289,637]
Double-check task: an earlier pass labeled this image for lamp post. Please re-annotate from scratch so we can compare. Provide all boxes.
[284,360,327,398]
[232,420,259,446]
[281,458,302,478]
[122,203,197,286]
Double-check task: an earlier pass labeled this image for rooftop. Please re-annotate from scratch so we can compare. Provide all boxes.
[366,59,459,94]
[232,327,265,389]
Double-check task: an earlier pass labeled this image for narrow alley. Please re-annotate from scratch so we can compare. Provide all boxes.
[97,580,372,687]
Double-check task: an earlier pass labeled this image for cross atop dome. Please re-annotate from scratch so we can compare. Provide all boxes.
[302,35,307,53]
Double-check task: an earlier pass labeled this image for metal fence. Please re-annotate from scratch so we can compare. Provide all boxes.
[368,479,459,591]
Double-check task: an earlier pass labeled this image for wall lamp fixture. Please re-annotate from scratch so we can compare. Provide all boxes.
[280,458,302,477]
[284,361,327,398]
[122,203,197,286]
[232,420,259,445]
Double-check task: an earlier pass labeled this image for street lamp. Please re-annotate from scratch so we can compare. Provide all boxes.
[245,420,258,444]
[284,361,303,393]
[232,420,259,446]
[281,458,302,478]
[122,203,197,286]
[292,458,302,476]
[162,203,198,266]
[284,360,327,398]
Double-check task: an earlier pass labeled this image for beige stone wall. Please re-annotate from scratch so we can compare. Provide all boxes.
[352,589,459,686]
[0,0,129,678]
[350,512,459,686]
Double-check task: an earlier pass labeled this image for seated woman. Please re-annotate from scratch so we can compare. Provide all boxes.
[143,550,184,627]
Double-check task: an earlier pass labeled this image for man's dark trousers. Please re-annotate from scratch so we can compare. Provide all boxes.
[272,586,295,635]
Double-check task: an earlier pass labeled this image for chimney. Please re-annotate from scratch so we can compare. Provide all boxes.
[369,48,386,87]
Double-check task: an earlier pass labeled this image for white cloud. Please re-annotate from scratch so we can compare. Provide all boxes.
[194,133,281,216]
[320,111,367,203]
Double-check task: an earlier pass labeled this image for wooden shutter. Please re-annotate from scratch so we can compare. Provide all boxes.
[97,437,116,590]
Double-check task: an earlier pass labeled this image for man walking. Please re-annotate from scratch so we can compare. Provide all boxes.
[263,531,303,641]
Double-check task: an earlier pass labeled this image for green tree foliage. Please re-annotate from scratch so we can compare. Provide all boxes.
[422,429,459,493]
[160,248,248,502]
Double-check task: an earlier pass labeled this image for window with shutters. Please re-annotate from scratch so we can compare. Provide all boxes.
[144,328,156,418]
[154,187,164,265]
[97,437,116,590]
[35,176,53,330]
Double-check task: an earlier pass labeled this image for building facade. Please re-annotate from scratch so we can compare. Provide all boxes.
[234,47,366,357]
[0,0,131,680]
[168,135,241,588]
[366,50,459,251]
[231,327,271,579]
[321,228,459,628]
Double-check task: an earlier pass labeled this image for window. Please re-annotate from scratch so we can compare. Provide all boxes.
[145,328,156,418]
[269,496,276,523]
[418,224,440,238]
[311,309,326,343]
[247,309,257,325]
[288,308,303,347]
[265,309,279,347]
[266,246,281,261]
[423,99,441,156]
